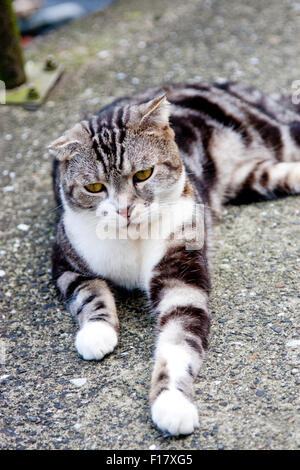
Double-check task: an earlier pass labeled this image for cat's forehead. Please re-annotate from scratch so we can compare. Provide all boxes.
[67,134,155,183]
[49,94,174,172]
[88,114,161,174]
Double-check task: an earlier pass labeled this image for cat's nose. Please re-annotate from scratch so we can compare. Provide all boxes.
[117,207,130,219]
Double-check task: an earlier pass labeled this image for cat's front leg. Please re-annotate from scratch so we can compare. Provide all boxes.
[53,245,119,360]
[148,244,210,435]
[60,273,118,360]
[72,277,118,361]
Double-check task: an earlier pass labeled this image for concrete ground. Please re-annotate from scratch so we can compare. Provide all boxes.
[0,0,299,450]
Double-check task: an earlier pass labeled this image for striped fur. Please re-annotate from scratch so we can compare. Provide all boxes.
[49,81,300,436]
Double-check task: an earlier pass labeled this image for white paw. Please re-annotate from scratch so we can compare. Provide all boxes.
[74,322,118,360]
[151,389,199,436]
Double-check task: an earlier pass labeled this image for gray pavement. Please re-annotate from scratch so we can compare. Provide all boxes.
[0,0,299,450]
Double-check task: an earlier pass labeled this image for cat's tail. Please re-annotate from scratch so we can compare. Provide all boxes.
[228,159,300,205]
[211,82,300,204]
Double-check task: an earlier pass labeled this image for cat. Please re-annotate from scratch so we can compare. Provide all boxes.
[49,81,300,436]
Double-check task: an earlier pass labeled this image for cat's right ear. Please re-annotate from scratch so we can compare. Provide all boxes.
[48,121,91,161]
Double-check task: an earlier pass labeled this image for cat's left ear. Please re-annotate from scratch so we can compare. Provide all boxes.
[48,121,91,161]
[134,95,172,133]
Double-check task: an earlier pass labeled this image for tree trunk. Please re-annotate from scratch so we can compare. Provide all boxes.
[0,0,26,89]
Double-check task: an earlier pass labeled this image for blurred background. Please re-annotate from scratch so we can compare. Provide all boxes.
[14,0,116,41]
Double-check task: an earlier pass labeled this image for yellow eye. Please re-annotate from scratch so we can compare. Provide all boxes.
[133,168,153,182]
[85,182,103,193]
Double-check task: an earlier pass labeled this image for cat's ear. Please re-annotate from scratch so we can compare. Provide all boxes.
[48,121,91,161]
[132,95,172,133]
[139,95,170,127]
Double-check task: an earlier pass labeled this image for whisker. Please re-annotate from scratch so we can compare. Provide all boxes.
[45,203,64,215]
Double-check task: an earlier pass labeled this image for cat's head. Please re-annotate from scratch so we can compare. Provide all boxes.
[49,95,185,229]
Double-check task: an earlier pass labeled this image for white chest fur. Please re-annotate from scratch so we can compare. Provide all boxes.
[63,208,167,289]
[63,197,195,290]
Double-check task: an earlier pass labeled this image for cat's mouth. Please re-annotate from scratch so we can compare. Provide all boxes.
[97,203,149,224]
[94,207,154,241]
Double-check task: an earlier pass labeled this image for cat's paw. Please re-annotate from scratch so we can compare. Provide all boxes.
[151,389,199,436]
[75,322,117,360]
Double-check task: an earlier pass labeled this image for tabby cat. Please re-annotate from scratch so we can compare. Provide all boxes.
[49,82,300,436]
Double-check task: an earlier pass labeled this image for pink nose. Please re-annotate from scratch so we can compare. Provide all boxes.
[117,208,129,219]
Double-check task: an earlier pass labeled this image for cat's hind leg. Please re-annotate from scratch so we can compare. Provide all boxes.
[52,243,119,360]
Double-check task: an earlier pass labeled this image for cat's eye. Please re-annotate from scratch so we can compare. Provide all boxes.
[133,168,153,183]
[85,182,104,193]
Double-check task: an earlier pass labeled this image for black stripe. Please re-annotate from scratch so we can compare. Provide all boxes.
[187,364,195,377]
[184,83,211,92]
[213,82,277,120]
[186,337,203,355]
[108,111,118,161]
[95,140,109,173]
[169,115,198,155]
[116,106,125,130]
[290,121,300,146]
[51,158,62,207]
[93,300,105,311]
[98,138,112,166]
[149,246,210,308]
[247,112,283,160]
[259,169,270,187]
[198,123,217,193]
[116,107,126,170]
[213,81,231,92]
[157,371,168,382]
[53,222,95,284]
[89,313,109,322]
[229,189,274,205]
[170,113,217,195]
[52,243,75,281]
[230,160,269,205]
[76,294,97,315]
[65,276,90,299]
[174,95,251,144]
[89,119,96,140]
[89,118,109,173]
[159,306,210,351]
[118,139,125,171]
